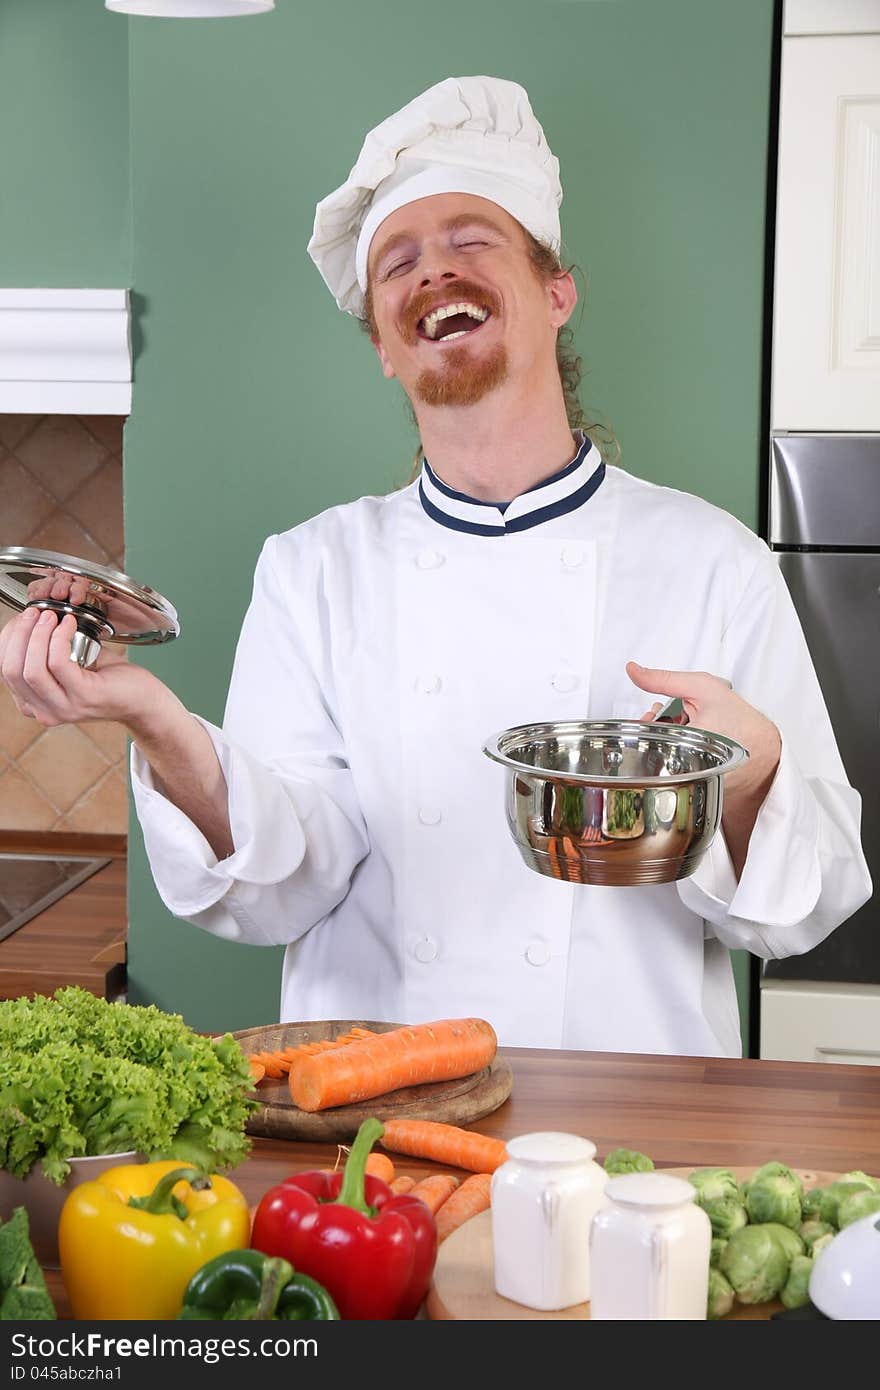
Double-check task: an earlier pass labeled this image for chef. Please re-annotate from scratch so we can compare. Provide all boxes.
[0,76,871,1055]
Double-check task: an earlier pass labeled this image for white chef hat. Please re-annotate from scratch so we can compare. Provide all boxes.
[307,75,563,318]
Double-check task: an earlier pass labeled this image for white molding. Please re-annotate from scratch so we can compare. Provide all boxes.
[784,0,880,35]
[0,289,132,416]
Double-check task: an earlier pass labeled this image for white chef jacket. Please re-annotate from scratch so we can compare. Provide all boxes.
[131,439,872,1056]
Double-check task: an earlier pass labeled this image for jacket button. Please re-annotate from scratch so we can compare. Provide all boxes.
[551,672,579,693]
[416,548,445,569]
[414,937,438,963]
[526,942,551,967]
[418,807,442,825]
[416,673,442,694]
[561,545,584,569]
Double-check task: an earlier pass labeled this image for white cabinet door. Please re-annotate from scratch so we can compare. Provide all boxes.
[761,982,880,1065]
[772,32,880,429]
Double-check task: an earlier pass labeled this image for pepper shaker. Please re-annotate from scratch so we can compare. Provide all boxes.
[588,1171,711,1319]
[491,1131,608,1310]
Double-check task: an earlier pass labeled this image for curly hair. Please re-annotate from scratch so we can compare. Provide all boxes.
[361,230,620,483]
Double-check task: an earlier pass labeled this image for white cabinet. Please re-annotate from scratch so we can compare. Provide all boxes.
[761,982,880,1065]
[771,21,880,429]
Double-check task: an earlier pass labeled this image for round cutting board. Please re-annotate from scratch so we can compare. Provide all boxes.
[233,1019,513,1142]
[426,1166,841,1321]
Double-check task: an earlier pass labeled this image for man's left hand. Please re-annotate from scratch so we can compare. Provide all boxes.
[626,661,780,791]
[626,661,782,878]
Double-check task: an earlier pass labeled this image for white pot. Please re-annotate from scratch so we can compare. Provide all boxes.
[0,1152,143,1268]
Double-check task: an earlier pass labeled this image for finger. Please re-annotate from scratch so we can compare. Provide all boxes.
[20,609,70,707]
[26,578,54,601]
[50,572,80,602]
[0,606,41,685]
[67,577,90,607]
[46,614,91,694]
[626,661,715,700]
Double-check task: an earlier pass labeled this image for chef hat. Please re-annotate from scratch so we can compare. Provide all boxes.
[307,75,563,318]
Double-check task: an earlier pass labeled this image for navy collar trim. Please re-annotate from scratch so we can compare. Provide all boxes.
[418,434,605,536]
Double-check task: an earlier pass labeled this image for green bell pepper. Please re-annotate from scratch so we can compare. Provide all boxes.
[177,1248,339,1321]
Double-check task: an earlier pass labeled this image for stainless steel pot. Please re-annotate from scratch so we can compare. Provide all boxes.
[483,719,748,886]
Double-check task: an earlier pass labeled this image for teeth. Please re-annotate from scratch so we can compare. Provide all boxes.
[421,301,489,339]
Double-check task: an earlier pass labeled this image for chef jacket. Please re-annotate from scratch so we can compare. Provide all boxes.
[131,438,872,1056]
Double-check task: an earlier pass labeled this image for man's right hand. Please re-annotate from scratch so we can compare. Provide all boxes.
[0,605,163,733]
[0,604,235,860]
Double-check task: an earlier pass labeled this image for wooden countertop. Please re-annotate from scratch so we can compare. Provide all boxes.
[0,840,126,1002]
[41,1046,880,1318]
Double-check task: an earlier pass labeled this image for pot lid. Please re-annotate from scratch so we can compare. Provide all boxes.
[0,547,179,666]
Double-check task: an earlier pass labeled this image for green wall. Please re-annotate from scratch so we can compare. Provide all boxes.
[0,1,130,285]
[3,1,775,1048]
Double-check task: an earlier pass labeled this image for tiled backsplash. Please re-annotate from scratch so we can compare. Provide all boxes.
[0,415,128,834]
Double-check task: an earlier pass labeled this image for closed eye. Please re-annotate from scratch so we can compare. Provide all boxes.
[384,258,415,279]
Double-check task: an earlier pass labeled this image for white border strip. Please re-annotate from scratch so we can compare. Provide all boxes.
[0,288,132,415]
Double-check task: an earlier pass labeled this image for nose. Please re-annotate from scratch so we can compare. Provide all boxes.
[419,267,460,290]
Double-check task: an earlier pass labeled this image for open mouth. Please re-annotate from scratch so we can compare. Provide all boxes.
[416,301,491,343]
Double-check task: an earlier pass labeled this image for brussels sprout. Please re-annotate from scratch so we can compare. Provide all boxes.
[707,1267,735,1320]
[762,1222,804,1262]
[688,1167,739,1204]
[702,1195,748,1239]
[837,1190,880,1230]
[801,1186,826,1221]
[719,1225,790,1304]
[603,1148,654,1175]
[840,1170,880,1194]
[747,1161,804,1197]
[780,1254,814,1310]
[799,1219,835,1254]
[811,1232,835,1259]
[710,1237,727,1269]
[745,1170,803,1229]
[803,1180,873,1228]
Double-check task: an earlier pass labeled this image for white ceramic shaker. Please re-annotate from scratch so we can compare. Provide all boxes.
[588,1171,711,1320]
[491,1131,608,1310]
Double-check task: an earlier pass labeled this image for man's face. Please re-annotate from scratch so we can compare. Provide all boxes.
[366,193,574,410]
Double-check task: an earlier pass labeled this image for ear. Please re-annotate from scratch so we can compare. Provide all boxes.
[371,333,398,381]
[547,270,578,330]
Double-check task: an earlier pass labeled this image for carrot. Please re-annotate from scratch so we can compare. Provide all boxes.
[389,1175,417,1195]
[288,1018,497,1113]
[379,1119,508,1174]
[409,1173,460,1215]
[365,1152,396,1184]
[249,1051,285,1080]
[248,1030,378,1082]
[434,1173,493,1242]
[248,1058,266,1084]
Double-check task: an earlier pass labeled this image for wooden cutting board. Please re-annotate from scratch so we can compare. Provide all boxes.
[426,1166,840,1321]
[232,1020,513,1142]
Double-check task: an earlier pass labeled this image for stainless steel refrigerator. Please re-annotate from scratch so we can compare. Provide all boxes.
[759,435,879,1057]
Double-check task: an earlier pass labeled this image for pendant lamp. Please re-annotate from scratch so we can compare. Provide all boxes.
[106,2,274,15]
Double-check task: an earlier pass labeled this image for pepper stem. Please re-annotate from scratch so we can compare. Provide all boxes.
[253,1257,295,1320]
[334,1117,385,1215]
[127,1166,208,1219]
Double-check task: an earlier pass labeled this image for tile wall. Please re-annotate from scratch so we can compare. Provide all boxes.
[0,416,128,834]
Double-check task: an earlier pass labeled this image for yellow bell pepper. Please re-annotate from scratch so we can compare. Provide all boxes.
[58,1160,250,1320]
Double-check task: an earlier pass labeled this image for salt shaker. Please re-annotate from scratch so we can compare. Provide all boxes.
[491,1131,608,1310]
[588,1172,711,1320]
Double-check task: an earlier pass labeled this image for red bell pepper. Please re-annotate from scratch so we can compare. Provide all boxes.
[250,1117,437,1320]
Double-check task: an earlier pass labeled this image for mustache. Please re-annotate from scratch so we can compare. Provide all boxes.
[401,279,501,341]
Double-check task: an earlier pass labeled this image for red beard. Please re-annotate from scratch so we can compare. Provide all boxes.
[415,341,509,407]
